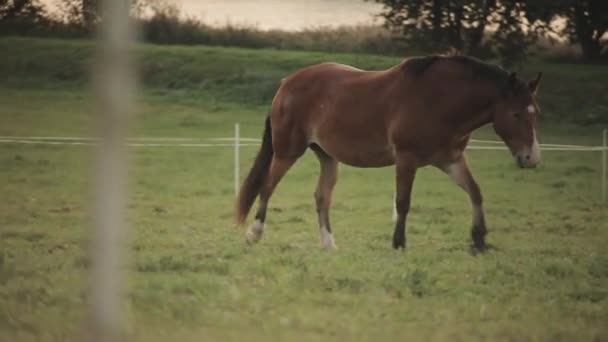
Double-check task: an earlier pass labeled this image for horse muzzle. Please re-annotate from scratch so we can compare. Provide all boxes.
[515,154,537,168]
[515,148,541,168]
[514,133,541,169]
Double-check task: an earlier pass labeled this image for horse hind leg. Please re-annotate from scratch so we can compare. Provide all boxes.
[311,145,339,249]
[246,155,299,244]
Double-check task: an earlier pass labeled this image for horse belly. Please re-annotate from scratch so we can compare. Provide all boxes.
[315,137,395,167]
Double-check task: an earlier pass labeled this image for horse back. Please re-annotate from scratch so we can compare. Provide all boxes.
[268,62,408,166]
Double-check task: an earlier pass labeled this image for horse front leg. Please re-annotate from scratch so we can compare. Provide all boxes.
[441,156,487,251]
[393,152,418,249]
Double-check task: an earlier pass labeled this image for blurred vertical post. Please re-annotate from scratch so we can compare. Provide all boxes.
[90,0,136,340]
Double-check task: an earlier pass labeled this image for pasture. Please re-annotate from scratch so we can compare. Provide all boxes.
[0,37,607,341]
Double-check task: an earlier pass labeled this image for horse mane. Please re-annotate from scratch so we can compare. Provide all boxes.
[404,53,511,90]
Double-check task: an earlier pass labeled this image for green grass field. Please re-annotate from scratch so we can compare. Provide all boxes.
[0,37,607,341]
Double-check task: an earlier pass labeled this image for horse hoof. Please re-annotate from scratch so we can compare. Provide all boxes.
[471,230,486,252]
[321,240,338,251]
[321,242,338,250]
[320,241,337,250]
[392,240,406,250]
[320,232,337,250]
[472,241,486,253]
[471,238,487,254]
[245,220,264,244]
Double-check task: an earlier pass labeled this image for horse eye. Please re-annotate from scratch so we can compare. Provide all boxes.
[514,112,522,119]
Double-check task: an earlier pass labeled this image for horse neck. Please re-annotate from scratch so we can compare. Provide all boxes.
[451,84,498,136]
[462,106,494,134]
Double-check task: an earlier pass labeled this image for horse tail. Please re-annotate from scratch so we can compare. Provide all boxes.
[236,116,273,225]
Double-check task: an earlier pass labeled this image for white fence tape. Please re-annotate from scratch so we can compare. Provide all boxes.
[1,126,606,204]
[0,136,262,142]
[0,138,259,147]
[0,137,605,151]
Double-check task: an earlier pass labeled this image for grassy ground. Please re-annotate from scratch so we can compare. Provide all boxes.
[0,37,607,341]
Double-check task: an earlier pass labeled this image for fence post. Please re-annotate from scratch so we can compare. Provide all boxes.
[235,123,240,197]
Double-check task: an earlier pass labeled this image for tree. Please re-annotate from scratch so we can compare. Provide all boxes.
[0,0,48,36]
[81,0,97,27]
[56,0,97,28]
[560,0,607,61]
[370,0,548,66]
[57,0,147,29]
[492,1,535,66]
[0,0,46,21]
[526,0,607,61]
[373,0,497,54]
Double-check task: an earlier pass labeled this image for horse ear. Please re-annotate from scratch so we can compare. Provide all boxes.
[529,72,543,94]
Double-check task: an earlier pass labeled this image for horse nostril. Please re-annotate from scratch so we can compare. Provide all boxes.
[525,155,531,160]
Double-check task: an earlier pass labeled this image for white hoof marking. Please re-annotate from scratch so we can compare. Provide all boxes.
[246,219,264,244]
[320,228,337,249]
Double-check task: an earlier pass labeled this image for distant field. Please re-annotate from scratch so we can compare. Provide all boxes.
[0,37,607,341]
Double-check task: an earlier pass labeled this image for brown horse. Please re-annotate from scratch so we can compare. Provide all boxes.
[236,54,542,251]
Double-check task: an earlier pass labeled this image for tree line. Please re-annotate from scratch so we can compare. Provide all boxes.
[0,0,147,30]
[1,0,606,64]
[372,0,607,63]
